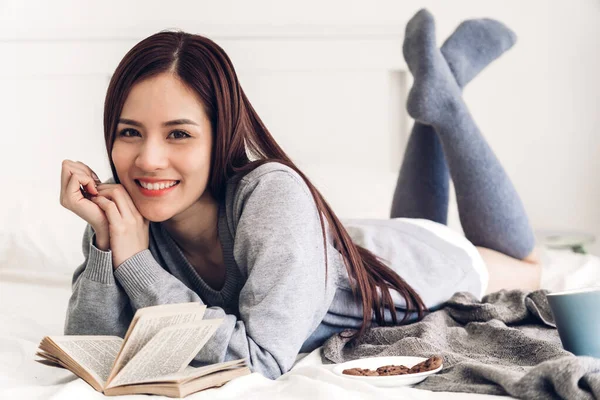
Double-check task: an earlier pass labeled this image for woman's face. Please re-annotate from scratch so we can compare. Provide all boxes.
[111,72,213,222]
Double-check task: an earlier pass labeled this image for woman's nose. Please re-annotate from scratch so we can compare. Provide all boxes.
[134,140,169,171]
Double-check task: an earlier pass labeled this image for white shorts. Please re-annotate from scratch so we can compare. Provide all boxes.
[400,218,489,299]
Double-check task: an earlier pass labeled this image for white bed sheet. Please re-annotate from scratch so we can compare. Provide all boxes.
[1,247,598,400]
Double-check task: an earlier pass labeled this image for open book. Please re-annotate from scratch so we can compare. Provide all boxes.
[35,302,251,398]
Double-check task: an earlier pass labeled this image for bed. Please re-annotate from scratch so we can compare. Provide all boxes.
[1,17,597,399]
[2,235,599,400]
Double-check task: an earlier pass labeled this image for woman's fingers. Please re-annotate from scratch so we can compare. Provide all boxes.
[112,185,141,220]
[60,160,111,232]
[61,173,108,229]
[62,171,96,206]
[74,161,102,184]
[116,187,141,221]
[90,195,122,225]
[61,160,99,196]
[96,185,135,220]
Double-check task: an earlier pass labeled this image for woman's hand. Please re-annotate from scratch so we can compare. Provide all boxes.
[90,183,150,269]
[60,160,108,240]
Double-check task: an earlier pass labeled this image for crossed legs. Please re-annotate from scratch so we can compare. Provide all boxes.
[391,10,541,293]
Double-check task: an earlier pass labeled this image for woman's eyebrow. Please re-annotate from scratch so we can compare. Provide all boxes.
[118,118,199,127]
[163,119,199,127]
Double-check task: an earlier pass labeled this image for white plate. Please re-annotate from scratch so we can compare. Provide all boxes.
[332,356,443,387]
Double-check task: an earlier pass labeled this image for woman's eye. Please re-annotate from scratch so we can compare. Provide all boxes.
[169,130,191,139]
[117,129,190,139]
[118,128,140,137]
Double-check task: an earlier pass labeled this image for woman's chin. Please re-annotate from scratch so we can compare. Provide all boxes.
[140,209,174,223]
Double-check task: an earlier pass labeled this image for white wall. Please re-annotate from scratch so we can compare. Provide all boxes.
[2,0,599,255]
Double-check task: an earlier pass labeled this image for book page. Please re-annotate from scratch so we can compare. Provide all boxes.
[106,320,222,389]
[49,336,123,386]
[103,366,252,398]
[122,359,247,385]
[108,303,206,381]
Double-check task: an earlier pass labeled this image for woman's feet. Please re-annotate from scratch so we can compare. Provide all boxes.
[403,9,461,127]
[403,9,518,127]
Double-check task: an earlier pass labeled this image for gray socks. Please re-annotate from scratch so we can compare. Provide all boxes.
[391,12,517,224]
[441,18,517,88]
[391,9,534,260]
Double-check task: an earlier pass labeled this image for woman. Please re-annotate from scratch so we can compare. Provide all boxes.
[61,11,541,380]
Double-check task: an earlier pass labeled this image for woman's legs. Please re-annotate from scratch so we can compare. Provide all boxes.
[390,114,449,223]
[402,10,536,262]
[478,247,541,293]
[391,16,520,226]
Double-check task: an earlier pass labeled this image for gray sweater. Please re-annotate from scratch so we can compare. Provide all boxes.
[64,162,482,379]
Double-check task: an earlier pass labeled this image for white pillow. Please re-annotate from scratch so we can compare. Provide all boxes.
[0,182,87,282]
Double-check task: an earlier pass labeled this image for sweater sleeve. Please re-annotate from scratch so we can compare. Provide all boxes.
[64,224,133,337]
[64,224,205,336]
[112,249,203,309]
[190,170,334,380]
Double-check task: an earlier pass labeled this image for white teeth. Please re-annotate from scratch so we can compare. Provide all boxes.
[138,180,178,190]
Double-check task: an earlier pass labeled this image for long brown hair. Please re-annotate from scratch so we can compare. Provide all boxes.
[103,30,427,343]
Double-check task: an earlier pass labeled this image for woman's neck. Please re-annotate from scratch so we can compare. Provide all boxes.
[161,192,221,261]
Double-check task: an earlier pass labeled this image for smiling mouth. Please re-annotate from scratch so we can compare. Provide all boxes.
[134,180,181,191]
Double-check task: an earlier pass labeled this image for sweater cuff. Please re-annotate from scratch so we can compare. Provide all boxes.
[114,249,164,297]
[82,233,114,284]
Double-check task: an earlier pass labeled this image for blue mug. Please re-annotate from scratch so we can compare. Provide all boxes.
[547,287,600,358]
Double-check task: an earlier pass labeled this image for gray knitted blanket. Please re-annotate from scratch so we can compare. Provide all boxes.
[321,290,600,399]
